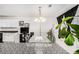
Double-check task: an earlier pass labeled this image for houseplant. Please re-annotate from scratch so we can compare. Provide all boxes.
[47,29,53,42]
[56,16,79,54]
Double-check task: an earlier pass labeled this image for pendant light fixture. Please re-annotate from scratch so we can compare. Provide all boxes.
[34,6,46,36]
[34,6,46,22]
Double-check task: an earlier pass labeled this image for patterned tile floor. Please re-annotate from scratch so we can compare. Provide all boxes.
[0,42,69,54]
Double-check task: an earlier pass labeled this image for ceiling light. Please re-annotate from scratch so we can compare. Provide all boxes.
[34,17,46,22]
[34,6,47,36]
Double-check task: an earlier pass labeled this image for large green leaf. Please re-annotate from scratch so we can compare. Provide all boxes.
[62,16,73,22]
[59,27,69,38]
[67,23,79,31]
[64,33,75,46]
[74,49,79,54]
[72,30,79,41]
[68,23,79,41]
[56,16,73,29]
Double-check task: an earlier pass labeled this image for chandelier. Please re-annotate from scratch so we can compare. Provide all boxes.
[34,6,46,36]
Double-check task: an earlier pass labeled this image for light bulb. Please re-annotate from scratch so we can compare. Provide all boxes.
[34,18,38,22]
[34,17,46,22]
[40,17,46,22]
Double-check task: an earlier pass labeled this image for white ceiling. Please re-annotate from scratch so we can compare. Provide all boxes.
[0,4,77,17]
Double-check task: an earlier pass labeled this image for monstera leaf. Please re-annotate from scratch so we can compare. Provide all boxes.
[64,33,75,46]
[56,16,73,29]
[74,49,79,54]
[59,27,69,38]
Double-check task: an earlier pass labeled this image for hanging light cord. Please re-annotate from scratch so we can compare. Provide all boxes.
[39,6,41,17]
[39,6,42,36]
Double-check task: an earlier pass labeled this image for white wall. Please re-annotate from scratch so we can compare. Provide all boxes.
[0,16,53,42]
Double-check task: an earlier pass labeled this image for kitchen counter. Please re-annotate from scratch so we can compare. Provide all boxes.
[0,31,18,33]
[0,27,18,33]
[0,27,19,43]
